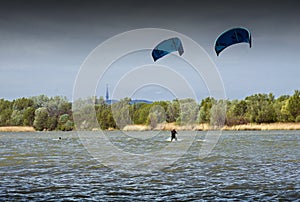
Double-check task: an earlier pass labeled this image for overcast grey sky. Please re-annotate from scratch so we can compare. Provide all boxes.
[0,0,299,101]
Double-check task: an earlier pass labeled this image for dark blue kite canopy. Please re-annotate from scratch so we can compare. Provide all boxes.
[215,27,251,56]
[152,37,184,61]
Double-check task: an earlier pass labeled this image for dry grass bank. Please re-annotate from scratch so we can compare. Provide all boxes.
[0,126,36,132]
[123,125,151,131]
[222,123,300,131]
[122,123,211,131]
[121,122,300,131]
[154,123,212,131]
[2,123,299,132]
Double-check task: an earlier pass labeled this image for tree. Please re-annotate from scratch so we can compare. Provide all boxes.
[178,98,199,125]
[33,107,49,131]
[245,93,276,123]
[166,100,180,123]
[226,100,249,126]
[23,107,35,126]
[73,97,98,130]
[287,90,300,121]
[210,100,226,127]
[9,98,36,126]
[147,113,158,129]
[0,99,13,126]
[133,103,151,125]
[233,100,247,117]
[96,101,116,130]
[0,108,12,126]
[273,95,291,122]
[111,98,132,129]
[57,114,74,131]
[12,97,34,111]
[30,95,50,108]
[47,116,58,131]
[198,97,215,123]
[147,104,166,128]
[10,110,23,126]
[279,101,294,122]
[295,115,300,123]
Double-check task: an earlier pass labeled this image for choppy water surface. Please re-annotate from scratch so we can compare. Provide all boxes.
[0,130,299,201]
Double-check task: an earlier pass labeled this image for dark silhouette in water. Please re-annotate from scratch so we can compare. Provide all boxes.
[171,129,177,141]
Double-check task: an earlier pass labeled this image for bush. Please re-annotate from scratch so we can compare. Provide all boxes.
[295,115,300,123]
[58,114,74,131]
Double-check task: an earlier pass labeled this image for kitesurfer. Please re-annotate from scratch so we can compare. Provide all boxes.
[171,129,177,141]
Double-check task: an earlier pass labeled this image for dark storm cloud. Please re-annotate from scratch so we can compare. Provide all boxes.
[1,0,299,38]
[0,0,299,100]
[1,0,299,25]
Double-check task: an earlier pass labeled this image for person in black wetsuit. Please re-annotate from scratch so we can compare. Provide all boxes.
[171,129,177,141]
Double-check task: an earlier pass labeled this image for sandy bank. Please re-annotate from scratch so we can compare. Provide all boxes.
[0,126,36,132]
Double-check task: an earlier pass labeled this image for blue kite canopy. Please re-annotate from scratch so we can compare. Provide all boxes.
[152,37,184,61]
[215,27,251,56]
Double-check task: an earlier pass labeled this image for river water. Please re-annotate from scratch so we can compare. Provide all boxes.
[0,130,299,201]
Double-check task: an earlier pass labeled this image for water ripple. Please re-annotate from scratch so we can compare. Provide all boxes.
[0,131,299,201]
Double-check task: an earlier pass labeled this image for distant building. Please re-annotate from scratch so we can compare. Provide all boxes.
[103,84,152,105]
[105,84,109,101]
[129,100,153,104]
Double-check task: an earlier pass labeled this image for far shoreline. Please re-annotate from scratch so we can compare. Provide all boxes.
[1,122,300,132]
[0,126,36,132]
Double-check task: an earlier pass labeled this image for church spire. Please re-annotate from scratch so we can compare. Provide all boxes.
[105,84,109,100]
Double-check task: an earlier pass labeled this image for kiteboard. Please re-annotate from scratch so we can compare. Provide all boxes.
[165,137,182,142]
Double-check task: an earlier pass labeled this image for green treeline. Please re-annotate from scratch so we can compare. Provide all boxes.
[0,95,73,131]
[0,90,300,131]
